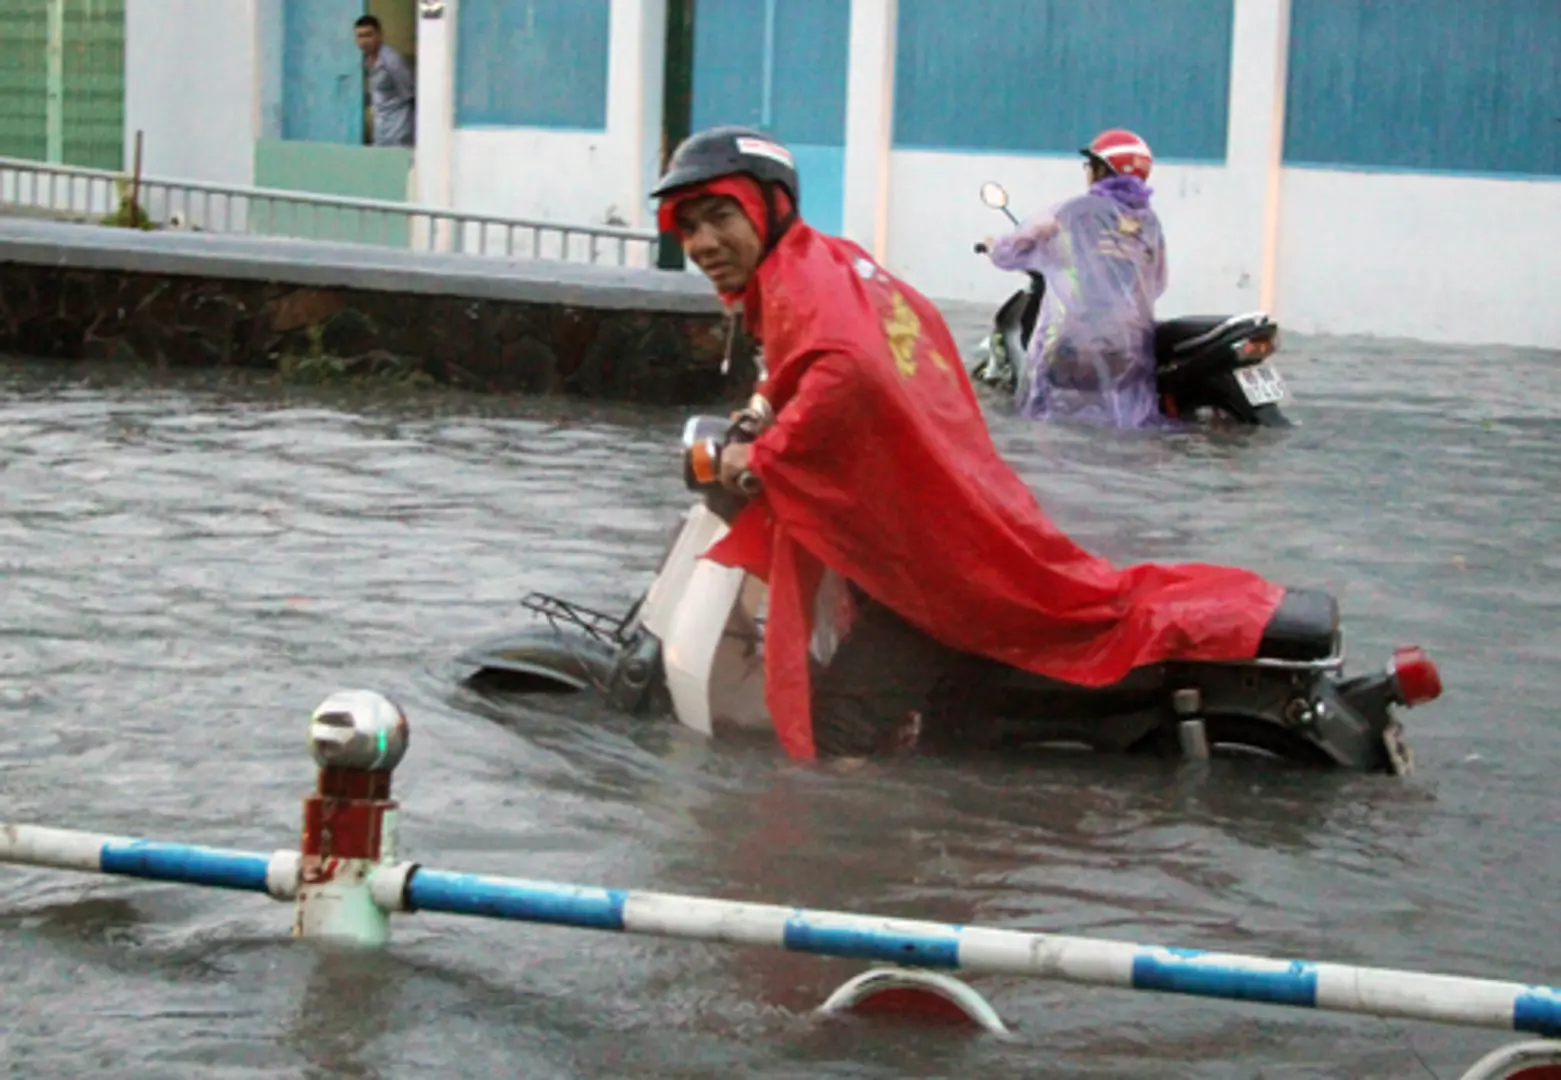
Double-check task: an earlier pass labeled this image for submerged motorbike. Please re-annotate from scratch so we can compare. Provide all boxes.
[971,181,1291,426]
[455,412,1442,776]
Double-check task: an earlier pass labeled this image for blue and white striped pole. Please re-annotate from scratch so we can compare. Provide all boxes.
[0,823,299,899]
[4,824,1558,1041]
[372,866,1561,1040]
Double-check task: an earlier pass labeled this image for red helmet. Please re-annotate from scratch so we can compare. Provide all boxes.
[1082,129,1153,180]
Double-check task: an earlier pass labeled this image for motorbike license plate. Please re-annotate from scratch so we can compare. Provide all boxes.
[1382,720,1414,777]
[1235,363,1287,406]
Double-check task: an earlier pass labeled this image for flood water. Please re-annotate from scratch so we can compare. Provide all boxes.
[3,314,1560,1079]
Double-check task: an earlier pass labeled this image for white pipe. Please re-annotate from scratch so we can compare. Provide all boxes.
[383,862,1561,1040]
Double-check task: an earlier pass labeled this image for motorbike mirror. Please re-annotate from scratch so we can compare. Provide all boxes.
[979,182,1009,210]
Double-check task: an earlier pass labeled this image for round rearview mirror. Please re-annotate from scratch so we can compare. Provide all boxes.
[979,182,1009,209]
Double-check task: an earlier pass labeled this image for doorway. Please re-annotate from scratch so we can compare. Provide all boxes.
[281,0,415,147]
[258,0,416,244]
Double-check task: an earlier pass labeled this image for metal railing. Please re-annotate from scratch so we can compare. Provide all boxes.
[0,155,661,269]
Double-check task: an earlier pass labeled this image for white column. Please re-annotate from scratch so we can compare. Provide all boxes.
[636,0,668,234]
[606,0,667,234]
[413,0,458,246]
[1221,0,1291,315]
[841,0,896,263]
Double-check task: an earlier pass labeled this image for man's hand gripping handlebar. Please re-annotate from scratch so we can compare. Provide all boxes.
[681,394,774,498]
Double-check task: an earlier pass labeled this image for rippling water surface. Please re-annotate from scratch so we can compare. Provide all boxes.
[3,316,1560,1079]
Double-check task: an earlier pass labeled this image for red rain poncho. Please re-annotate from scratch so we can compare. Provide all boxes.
[666,181,1286,761]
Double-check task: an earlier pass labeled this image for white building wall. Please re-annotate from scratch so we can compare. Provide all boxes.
[1275,169,1561,349]
[123,0,261,187]
[112,0,1561,348]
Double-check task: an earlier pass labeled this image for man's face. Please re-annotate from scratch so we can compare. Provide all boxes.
[354,25,382,56]
[675,194,763,294]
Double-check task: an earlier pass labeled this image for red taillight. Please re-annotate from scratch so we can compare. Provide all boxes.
[1234,335,1276,362]
[1391,646,1443,707]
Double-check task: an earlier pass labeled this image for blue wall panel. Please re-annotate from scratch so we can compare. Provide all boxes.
[768,0,849,146]
[456,0,610,129]
[1284,0,1561,176]
[282,0,365,145]
[892,0,1234,161]
[689,0,764,134]
[690,0,848,233]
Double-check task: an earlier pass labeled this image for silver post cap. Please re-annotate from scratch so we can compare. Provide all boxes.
[308,690,411,772]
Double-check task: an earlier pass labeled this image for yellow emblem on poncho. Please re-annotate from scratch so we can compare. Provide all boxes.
[884,290,921,378]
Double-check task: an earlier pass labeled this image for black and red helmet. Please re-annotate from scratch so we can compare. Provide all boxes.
[652,125,801,208]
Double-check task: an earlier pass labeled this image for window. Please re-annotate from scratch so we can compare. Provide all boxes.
[456,0,611,130]
[893,0,1234,162]
[1285,0,1561,176]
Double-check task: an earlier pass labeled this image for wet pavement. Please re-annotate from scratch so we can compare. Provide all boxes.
[3,314,1560,1078]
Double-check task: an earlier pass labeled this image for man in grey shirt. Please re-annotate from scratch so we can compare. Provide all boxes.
[354,14,415,147]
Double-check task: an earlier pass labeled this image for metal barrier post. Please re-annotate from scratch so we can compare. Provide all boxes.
[818,967,1012,1035]
[293,689,410,947]
[1458,1040,1561,1080]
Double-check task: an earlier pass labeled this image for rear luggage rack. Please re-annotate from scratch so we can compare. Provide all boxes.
[521,592,635,647]
[522,591,770,650]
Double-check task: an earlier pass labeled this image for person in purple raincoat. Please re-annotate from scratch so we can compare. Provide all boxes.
[983,129,1169,429]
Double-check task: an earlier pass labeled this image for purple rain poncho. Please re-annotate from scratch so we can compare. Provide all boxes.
[987,174,1169,429]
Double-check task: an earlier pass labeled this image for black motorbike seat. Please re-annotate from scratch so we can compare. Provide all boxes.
[973,587,1338,698]
[1155,314,1268,359]
[1256,588,1339,661]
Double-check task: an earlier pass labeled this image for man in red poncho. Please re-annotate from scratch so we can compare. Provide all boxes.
[653,126,1288,763]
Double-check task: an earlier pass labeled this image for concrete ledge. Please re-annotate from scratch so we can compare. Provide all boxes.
[0,216,721,311]
[0,217,758,404]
